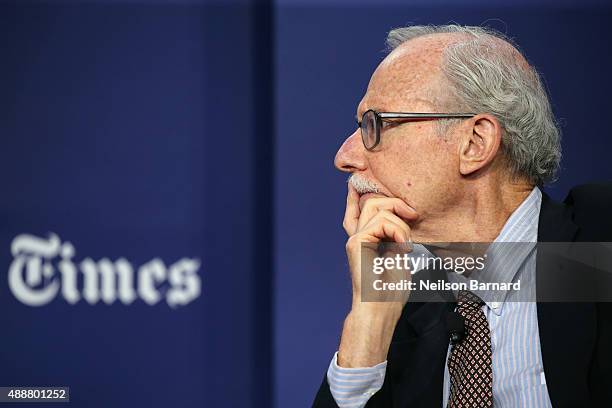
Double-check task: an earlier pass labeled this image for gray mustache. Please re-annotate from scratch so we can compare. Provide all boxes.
[348,174,380,194]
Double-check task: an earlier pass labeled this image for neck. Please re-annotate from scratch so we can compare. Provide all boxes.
[411,178,535,243]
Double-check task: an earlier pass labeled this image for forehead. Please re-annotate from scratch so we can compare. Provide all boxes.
[358,35,450,113]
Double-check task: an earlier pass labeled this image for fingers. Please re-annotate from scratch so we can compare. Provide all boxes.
[362,210,411,243]
[343,183,361,235]
[348,210,411,246]
[357,197,418,231]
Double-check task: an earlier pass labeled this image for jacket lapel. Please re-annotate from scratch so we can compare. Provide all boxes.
[390,300,453,408]
[536,192,596,407]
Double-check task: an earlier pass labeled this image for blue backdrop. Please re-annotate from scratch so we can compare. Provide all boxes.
[0,1,611,407]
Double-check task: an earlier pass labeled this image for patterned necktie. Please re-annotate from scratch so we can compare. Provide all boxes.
[447,290,493,408]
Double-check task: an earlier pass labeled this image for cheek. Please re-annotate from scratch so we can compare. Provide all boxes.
[398,136,456,191]
[367,149,406,190]
[370,128,456,194]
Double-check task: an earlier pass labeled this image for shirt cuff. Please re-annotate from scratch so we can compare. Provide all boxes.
[326,352,387,408]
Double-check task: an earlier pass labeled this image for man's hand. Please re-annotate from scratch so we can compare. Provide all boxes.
[337,183,419,368]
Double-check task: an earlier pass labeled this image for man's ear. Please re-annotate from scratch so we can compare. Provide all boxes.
[458,114,503,176]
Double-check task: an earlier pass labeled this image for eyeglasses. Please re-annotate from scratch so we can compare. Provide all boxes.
[357,109,475,151]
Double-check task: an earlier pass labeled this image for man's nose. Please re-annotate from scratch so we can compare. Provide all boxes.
[334,130,367,173]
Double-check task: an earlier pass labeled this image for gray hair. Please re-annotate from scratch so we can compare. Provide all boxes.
[386,24,561,186]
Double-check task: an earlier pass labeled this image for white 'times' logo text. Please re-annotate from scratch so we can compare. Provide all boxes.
[8,233,201,307]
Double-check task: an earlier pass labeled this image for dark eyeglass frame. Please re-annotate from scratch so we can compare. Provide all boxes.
[357,109,475,151]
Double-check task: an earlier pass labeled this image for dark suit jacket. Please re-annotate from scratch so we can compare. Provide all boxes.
[313,183,612,408]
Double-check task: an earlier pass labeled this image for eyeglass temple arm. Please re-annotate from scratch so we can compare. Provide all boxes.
[378,112,475,119]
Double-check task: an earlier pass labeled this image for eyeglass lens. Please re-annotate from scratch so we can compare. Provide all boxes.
[360,110,378,150]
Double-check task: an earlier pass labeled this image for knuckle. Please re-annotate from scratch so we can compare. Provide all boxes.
[376,210,394,223]
[378,209,393,217]
[346,233,369,251]
[361,198,379,211]
[346,236,359,251]
[372,208,389,218]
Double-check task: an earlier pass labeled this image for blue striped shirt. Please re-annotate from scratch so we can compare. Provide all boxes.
[327,187,552,408]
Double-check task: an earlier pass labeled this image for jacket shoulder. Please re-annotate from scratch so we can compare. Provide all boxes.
[564,182,612,240]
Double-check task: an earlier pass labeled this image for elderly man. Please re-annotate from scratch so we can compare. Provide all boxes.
[313,25,612,408]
